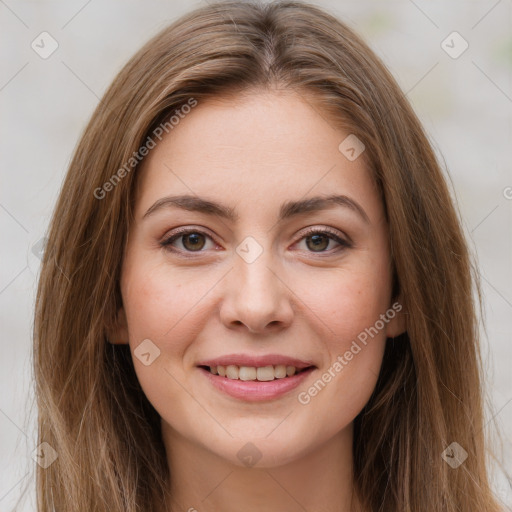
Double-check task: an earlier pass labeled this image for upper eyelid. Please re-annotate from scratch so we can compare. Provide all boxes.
[162,226,219,244]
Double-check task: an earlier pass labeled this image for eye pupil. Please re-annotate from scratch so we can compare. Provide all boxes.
[306,234,329,252]
[183,233,205,251]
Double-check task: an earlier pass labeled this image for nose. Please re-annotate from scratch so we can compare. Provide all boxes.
[219,240,294,334]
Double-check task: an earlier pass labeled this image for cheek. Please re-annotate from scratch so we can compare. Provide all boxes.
[293,261,392,347]
[291,258,390,420]
[122,256,212,344]
[296,340,385,447]
[120,257,211,416]
[295,276,387,438]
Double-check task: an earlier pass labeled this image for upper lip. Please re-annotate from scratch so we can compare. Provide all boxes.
[197,354,316,369]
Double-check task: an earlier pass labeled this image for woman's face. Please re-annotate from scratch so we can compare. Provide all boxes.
[112,89,404,467]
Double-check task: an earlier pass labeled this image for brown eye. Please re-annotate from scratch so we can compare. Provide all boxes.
[161,229,216,254]
[305,233,330,252]
[182,232,206,251]
[295,227,351,255]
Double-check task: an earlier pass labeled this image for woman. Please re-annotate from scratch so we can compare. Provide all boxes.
[32,1,504,510]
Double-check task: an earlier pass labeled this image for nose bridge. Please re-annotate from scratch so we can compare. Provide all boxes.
[221,234,293,332]
[234,234,279,300]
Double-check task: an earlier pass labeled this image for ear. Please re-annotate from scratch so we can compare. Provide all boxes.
[384,295,407,339]
[107,307,129,345]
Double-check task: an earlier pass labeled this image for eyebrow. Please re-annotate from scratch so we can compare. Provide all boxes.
[142,193,370,224]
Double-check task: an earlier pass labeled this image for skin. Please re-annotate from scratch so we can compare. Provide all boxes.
[110,88,405,512]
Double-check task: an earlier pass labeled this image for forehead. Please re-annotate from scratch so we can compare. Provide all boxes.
[134,89,382,223]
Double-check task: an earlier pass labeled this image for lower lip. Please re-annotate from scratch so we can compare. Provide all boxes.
[199,367,315,402]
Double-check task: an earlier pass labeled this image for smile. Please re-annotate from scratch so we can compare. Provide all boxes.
[196,355,317,401]
[202,364,308,381]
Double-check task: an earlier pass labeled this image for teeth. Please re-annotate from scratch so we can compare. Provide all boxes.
[226,365,239,379]
[274,365,287,378]
[207,364,306,381]
[239,366,257,381]
[256,366,274,381]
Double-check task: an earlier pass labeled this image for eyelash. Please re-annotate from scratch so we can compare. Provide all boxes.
[160,226,351,257]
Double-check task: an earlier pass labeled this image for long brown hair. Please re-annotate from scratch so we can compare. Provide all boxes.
[31,1,503,510]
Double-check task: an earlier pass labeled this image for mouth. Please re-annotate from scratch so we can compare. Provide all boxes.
[198,364,314,381]
[196,355,317,402]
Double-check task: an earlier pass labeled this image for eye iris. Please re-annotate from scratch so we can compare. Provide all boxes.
[306,234,329,252]
[173,232,336,252]
[183,232,205,251]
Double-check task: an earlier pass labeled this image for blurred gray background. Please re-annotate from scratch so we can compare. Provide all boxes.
[1,0,511,509]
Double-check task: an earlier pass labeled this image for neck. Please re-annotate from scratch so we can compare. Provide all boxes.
[161,421,361,512]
